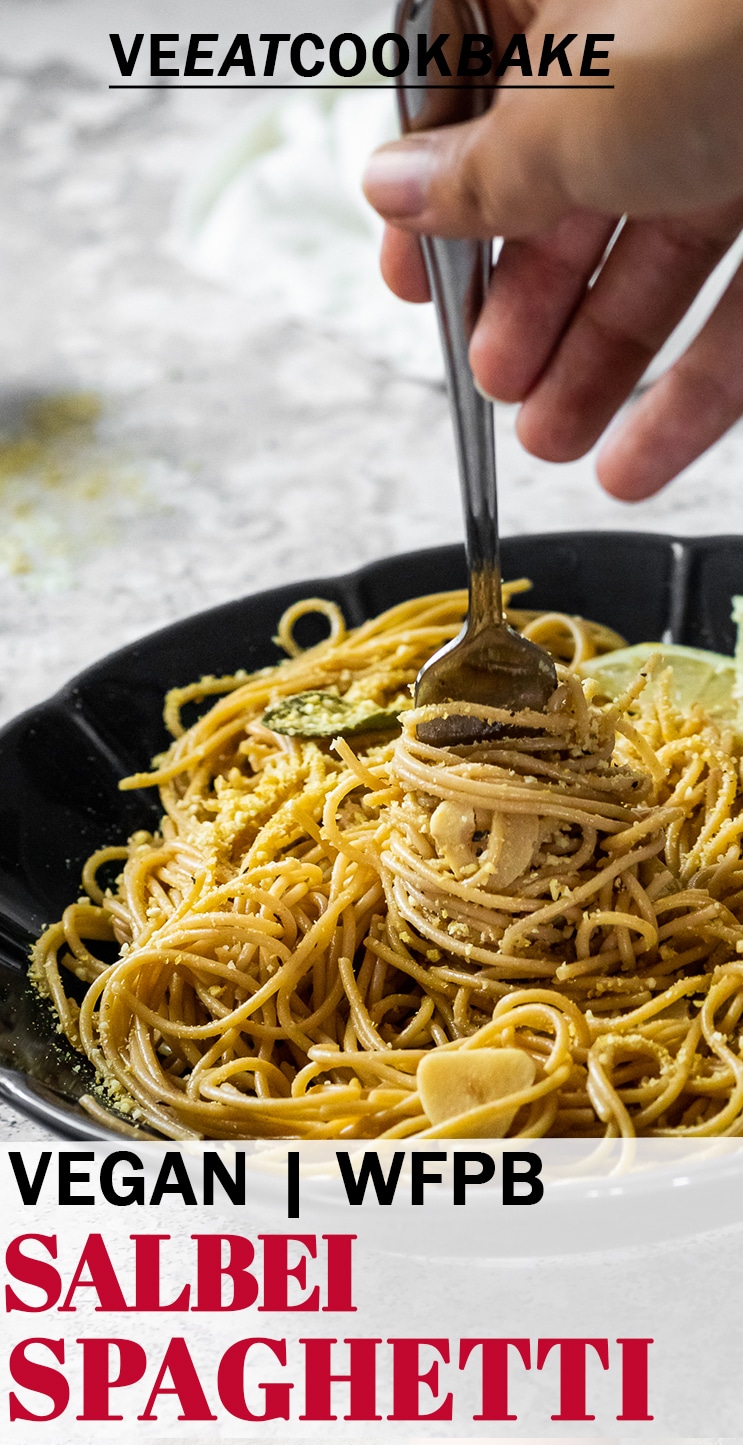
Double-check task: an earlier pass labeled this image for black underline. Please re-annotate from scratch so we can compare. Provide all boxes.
[109,82,614,90]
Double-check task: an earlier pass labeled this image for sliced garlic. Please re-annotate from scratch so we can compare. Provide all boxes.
[418,1047,537,1138]
[487,812,540,888]
[429,799,477,875]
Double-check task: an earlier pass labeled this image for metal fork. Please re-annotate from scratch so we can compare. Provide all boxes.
[395,0,557,744]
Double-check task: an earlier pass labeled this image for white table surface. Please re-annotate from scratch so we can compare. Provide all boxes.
[4,0,743,1140]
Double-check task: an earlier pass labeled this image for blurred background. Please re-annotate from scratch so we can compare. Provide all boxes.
[3,0,743,737]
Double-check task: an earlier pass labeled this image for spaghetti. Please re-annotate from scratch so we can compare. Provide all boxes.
[31,586,743,1140]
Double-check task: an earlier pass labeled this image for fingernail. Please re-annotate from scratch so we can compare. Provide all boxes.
[363,146,435,218]
[474,376,498,404]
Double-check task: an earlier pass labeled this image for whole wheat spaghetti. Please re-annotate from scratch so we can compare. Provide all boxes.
[31,585,743,1141]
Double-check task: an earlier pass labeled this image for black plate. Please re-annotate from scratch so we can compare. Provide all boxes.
[2,531,743,1139]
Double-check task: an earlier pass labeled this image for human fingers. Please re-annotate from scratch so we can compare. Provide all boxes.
[375,0,544,302]
[470,212,618,403]
[380,225,431,303]
[362,105,570,242]
[597,260,743,500]
[514,204,743,462]
[363,0,743,242]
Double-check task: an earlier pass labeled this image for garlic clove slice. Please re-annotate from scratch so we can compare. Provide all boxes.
[418,1047,537,1138]
[429,799,477,875]
[488,812,540,888]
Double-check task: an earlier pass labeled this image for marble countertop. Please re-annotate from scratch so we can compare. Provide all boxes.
[4,0,743,1140]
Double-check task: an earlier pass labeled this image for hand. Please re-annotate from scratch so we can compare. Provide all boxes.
[363,0,743,500]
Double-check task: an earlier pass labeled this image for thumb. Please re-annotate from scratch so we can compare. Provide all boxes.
[362,99,583,242]
[363,0,743,242]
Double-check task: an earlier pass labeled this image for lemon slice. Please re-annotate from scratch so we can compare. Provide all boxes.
[577,642,743,735]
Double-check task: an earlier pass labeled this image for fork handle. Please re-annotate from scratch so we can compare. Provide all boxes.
[395,0,502,626]
[423,234,501,622]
